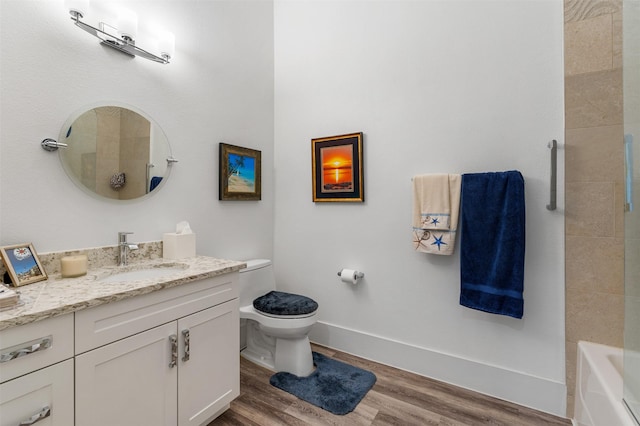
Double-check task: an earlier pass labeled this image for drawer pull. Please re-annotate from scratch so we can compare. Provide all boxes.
[0,336,52,363]
[182,329,190,362]
[169,335,177,368]
[19,405,51,425]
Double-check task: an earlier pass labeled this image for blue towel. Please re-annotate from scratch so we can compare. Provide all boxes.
[459,171,525,319]
[150,176,163,192]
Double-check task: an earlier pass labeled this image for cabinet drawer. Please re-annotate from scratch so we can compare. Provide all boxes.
[0,358,74,426]
[75,273,238,354]
[0,314,74,383]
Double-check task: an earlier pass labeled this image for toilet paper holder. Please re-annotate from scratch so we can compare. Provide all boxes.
[337,270,364,278]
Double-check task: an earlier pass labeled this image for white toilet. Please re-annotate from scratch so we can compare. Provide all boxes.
[239,259,318,376]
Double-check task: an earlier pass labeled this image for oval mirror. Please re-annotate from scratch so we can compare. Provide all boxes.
[58,104,173,201]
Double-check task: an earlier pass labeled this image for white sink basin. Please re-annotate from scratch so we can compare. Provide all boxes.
[98,264,188,283]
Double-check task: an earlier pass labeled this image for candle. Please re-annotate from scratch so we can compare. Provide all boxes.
[61,255,88,278]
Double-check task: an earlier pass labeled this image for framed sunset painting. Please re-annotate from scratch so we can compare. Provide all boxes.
[311,132,364,202]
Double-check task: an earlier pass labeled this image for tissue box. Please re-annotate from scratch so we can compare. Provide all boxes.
[163,233,196,259]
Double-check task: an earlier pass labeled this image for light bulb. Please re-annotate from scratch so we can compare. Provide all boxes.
[118,10,138,41]
[158,31,175,60]
[65,0,89,18]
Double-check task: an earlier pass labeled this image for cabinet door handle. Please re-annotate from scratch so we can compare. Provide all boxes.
[19,405,51,425]
[169,334,178,368]
[182,329,190,362]
[0,336,52,363]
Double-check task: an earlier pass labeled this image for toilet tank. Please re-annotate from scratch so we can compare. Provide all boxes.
[238,259,276,307]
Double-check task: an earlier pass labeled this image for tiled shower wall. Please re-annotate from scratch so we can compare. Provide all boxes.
[564,0,625,417]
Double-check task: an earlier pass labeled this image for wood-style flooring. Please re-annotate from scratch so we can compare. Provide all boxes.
[209,344,571,426]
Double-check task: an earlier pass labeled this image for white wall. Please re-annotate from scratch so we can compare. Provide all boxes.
[0,0,274,261]
[273,0,566,415]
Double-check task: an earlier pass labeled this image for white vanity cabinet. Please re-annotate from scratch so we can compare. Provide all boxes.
[177,301,240,425]
[0,314,75,426]
[74,272,240,426]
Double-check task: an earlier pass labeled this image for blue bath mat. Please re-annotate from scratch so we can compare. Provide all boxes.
[269,352,376,415]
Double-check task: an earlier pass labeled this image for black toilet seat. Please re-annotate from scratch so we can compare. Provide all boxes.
[253,291,318,317]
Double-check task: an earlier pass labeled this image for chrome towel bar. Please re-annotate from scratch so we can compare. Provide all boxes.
[625,134,634,212]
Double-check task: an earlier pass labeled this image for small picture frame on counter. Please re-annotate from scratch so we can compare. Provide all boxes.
[0,243,48,287]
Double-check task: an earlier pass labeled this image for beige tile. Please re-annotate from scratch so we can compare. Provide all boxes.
[565,69,623,129]
[566,236,624,295]
[613,11,622,69]
[566,291,624,346]
[565,236,590,294]
[133,137,151,159]
[564,15,612,76]
[565,341,577,386]
[566,395,575,420]
[565,125,624,183]
[564,0,621,23]
[564,0,625,412]
[625,238,640,297]
[624,180,640,239]
[565,340,577,419]
[565,342,578,419]
[625,295,640,351]
[97,135,121,160]
[614,180,625,238]
[565,181,616,237]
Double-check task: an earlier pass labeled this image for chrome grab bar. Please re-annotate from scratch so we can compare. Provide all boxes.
[546,140,557,211]
[625,134,634,212]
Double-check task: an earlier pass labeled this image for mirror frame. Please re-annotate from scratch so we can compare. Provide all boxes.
[58,101,173,203]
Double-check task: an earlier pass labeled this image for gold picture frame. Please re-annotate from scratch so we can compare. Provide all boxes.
[219,143,262,201]
[0,243,48,287]
[311,132,364,202]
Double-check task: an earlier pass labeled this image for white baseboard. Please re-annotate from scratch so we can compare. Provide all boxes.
[309,320,567,417]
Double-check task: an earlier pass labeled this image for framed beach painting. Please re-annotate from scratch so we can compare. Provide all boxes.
[0,243,48,287]
[311,132,364,202]
[219,143,262,200]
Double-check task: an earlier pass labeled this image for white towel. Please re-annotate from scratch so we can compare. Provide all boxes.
[412,174,462,255]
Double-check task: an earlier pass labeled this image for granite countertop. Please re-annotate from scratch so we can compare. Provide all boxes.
[0,256,246,331]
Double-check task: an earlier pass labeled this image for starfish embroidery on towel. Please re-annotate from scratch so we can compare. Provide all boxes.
[430,217,440,227]
[413,229,431,250]
[431,234,447,250]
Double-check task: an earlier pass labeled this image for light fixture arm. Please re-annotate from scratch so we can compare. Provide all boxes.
[70,14,170,64]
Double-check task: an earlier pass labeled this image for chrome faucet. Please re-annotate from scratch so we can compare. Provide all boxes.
[118,232,139,266]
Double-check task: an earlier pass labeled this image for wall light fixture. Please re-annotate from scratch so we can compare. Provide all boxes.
[65,0,175,64]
